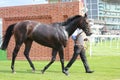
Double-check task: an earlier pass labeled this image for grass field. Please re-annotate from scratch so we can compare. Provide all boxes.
[0,40,120,80]
[0,56,120,80]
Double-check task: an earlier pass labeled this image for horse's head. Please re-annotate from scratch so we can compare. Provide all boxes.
[78,13,92,36]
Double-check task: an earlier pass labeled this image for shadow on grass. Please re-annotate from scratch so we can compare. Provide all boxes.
[17,69,61,74]
[0,69,40,74]
[0,69,85,75]
[0,70,11,73]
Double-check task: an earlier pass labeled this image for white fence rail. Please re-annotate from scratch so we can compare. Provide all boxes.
[89,35,120,56]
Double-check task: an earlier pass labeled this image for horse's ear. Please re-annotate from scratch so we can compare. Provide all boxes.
[84,13,87,18]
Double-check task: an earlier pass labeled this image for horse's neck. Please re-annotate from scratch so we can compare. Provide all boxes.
[65,21,78,37]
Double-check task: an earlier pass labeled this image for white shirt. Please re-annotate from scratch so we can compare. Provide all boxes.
[72,29,87,46]
[72,29,83,37]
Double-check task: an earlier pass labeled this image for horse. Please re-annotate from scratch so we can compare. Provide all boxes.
[1,13,92,75]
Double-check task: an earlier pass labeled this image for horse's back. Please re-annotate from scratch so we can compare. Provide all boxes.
[13,20,39,41]
[13,20,68,49]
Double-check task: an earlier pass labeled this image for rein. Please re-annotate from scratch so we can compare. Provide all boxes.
[75,31,83,43]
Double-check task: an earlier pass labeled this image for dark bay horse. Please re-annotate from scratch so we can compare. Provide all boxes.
[1,14,92,75]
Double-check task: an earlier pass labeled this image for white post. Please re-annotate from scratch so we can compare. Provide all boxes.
[110,37,112,48]
[89,36,92,57]
[116,37,119,49]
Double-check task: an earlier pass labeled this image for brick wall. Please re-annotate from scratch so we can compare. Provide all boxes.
[0,1,83,60]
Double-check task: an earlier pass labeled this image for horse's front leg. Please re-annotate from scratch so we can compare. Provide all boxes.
[65,45,80,73]
[41,49,57,74]
[58,47,68,76]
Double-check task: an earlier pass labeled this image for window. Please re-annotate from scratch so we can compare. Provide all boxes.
[92,10,98,15]
[92,15,98,19]
[87,4,91,10]
[91,0,97,3]
[119,26,120,30]
[86,0,90,3]
[92,4,98,10]
[49,0,59,3]
[118,18,120,22]
[106,4,110,10]
[87,10,91,15]
[88,16,92,19]
[61,0,72,2]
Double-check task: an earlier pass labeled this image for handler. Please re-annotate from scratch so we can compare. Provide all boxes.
[65,29,94,73]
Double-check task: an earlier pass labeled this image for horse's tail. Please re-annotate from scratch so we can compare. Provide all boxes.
[1,23,16,50]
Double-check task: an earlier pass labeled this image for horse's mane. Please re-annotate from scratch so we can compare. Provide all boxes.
[52,15,82,26]
[63,15,82,25]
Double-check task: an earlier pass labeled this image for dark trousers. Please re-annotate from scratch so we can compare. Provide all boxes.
[65,45,92,72]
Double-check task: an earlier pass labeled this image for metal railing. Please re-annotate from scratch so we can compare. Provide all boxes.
[89,35,120,56]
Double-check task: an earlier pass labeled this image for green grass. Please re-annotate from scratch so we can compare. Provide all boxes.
[0,39,120,80]
[0,50,7,60]
[86,39,120,56]
[0,56,120,80]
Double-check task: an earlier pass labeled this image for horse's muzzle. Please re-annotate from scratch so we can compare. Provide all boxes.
[87,33,92,36]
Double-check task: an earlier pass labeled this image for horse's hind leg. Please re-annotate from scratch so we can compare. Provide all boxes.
[24,39,35,72]
[41,49,57,74]
[11,43,22,73]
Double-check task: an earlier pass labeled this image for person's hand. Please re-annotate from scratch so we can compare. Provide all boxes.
[84,38,88,41]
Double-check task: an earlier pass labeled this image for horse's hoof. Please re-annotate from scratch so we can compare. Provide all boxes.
[41,70,45,74]
[32,70,35,73]
[12,71,16,74]
[86,70,94,73]
[63,70,69,76]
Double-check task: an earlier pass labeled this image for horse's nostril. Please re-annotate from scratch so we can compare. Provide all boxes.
[90,33,92,35]
[86,33,92,36]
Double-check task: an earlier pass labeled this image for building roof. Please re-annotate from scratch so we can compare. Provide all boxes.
[102,0,120,3]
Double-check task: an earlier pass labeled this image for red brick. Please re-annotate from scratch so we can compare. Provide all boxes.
[0,1,83,60]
